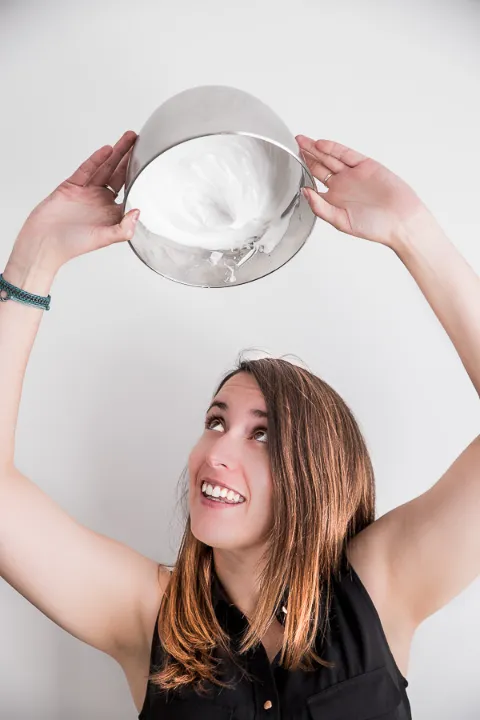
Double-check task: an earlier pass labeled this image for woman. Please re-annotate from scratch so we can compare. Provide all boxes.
[0,130,479,720]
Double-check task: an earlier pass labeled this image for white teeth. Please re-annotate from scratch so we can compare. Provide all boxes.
[201,481,244,504]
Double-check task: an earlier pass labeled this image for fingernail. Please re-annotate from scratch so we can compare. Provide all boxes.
[301,188,310,199]
[132,210,140,222]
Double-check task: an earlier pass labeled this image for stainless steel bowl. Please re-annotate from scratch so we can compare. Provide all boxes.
[123,85,317,288]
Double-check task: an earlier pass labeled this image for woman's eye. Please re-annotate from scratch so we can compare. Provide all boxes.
[254,429,268,443]
[205,417,267,443]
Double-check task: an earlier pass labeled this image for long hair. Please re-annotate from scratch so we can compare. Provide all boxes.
[151,355,376,694]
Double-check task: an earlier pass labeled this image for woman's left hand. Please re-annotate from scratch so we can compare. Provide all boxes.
[296,135,431,250]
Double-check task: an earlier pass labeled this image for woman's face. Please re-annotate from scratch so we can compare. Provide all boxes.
[188,372,274,551]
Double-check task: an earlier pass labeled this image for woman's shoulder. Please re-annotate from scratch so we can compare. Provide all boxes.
[345,528,414,680]
[151,564,172,631]
[118,564,172,715]
[141,564,172,635]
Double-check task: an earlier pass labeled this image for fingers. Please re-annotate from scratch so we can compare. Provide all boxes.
[67,145,114,186]
[302,188,351,234]
[108,145,133,192]
[300,149,336,186]
[297,136,346,178]
[89,130,137,188]
[296,135,367,168]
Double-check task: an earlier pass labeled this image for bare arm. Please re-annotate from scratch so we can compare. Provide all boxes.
[0,133,167,661]
[379,215,480,626]
[298,135,480,628]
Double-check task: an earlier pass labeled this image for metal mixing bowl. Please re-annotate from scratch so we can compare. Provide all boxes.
[123,85,317,288]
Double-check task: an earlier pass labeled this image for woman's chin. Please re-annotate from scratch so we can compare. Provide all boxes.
[190,518,241,549]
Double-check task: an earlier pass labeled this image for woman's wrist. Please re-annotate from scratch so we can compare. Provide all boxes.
[2,254,57,297]
[390,207,443,260]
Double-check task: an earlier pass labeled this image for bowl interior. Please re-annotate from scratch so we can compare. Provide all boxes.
[124,133,317,288]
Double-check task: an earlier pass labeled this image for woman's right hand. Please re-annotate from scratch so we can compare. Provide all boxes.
[8,130,140,276]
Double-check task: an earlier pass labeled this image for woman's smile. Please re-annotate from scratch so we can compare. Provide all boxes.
[200,492,246,510]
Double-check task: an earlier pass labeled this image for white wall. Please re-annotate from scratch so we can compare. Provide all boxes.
[0,0,479,717]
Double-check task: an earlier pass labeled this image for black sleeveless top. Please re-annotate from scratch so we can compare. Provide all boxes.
[139,556,412,719]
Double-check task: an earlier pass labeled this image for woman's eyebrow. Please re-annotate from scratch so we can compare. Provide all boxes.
[206,400,268,419]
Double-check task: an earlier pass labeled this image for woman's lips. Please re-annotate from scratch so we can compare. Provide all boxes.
[200,478,244,499]
[200,492,245,510]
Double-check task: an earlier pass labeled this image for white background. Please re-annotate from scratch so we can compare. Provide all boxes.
[0,0,479,717]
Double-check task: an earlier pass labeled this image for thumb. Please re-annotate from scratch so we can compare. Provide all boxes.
[96,209,141,247]
[302,187,349,233]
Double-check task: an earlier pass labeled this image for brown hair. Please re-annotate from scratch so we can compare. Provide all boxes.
[152,354,376,694]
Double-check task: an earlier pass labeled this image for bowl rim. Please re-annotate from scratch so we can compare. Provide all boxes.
[123,130,317,289]
[123,130,315,204]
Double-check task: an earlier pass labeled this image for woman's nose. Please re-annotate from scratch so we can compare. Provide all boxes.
[206,433,241,469]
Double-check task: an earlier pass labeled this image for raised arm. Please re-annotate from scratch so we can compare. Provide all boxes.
[297,134,480,629]
[0,132,167,662]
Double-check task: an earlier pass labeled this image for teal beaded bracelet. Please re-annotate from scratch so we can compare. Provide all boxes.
[0,273,51,311]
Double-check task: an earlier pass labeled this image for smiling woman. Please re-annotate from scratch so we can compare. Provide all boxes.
[150,355,378,699]
[2,129,479,720]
